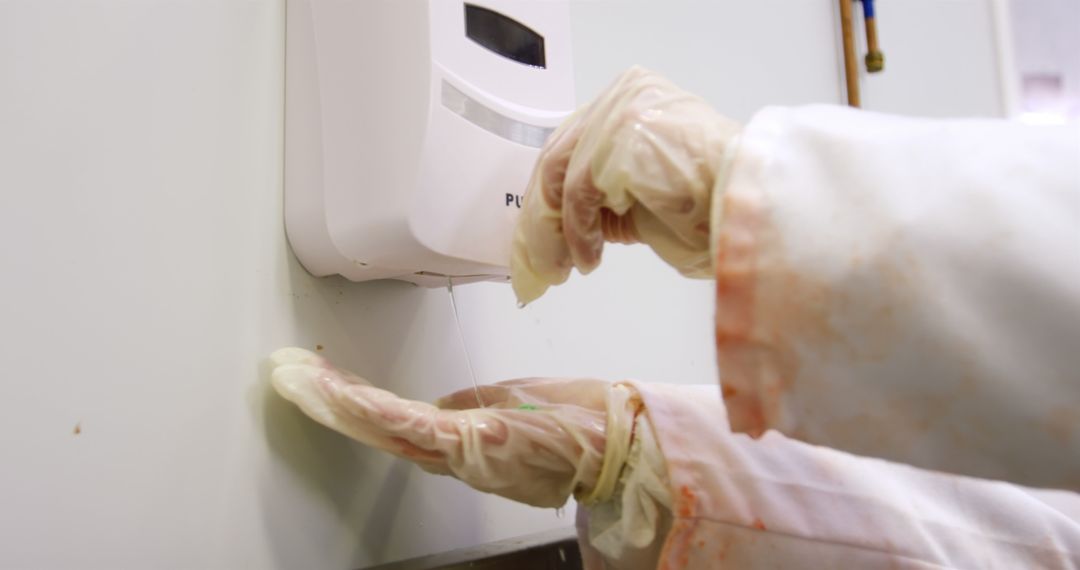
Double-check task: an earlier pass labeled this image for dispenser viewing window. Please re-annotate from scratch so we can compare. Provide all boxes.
[464,4,546,68]
[284,0,575,287]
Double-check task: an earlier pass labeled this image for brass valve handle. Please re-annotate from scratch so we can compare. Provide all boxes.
[861,0,885,72]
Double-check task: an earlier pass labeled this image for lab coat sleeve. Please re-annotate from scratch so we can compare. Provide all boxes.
[620,382,1080,570]
[712,105,1080,489]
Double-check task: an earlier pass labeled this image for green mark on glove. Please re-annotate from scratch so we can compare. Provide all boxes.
[517,404,538,411]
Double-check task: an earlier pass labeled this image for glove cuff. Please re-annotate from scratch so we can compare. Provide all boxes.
[578,384,640,505]
[709,130,744,274]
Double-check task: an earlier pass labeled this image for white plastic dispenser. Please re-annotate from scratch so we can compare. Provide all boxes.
[285,0,575,286]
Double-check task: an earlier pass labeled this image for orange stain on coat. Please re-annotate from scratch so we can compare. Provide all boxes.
[714,182,911,442]
[677,485,697,518]
[714,191,771,436]
[660,518,699,569]
[752,518,767,531]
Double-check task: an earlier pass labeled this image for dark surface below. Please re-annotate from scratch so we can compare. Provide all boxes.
[362,527,583,570]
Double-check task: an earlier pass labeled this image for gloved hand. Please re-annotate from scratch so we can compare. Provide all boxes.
[269,347,638,508]
[511,66,742,304]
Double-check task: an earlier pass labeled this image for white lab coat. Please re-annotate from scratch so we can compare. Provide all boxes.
[579,106,1080,568]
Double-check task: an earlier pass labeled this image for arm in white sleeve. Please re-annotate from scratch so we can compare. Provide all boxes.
[713,106,1080,489]
[580,383,1080,570]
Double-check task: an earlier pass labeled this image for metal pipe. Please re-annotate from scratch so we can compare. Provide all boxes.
[861,0,884,72]
[839,0,861,106]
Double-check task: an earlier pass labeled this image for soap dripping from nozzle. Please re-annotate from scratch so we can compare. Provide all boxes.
[447,277,485,408]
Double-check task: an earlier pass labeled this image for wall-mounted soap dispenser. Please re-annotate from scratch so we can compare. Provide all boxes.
[285,0,575,286]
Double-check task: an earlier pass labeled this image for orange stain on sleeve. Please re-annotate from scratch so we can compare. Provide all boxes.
[660,519,698,570]
[714,191,772,436]
[714,184,855,439]
[751,518,767,531]
[677,485,697,518]
[717,536,733,562]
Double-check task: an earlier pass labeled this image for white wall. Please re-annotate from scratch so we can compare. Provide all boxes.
[856,0,1009,117]
[1007,0,1080,120]
[0,1,1008,568]
[571,0,1009,122]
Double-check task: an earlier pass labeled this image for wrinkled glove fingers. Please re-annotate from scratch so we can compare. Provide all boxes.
[509,104,591,299]
[623,103,733,244]
[270,347,372,386]
[558,73,653,272]
[561,158,607,273]
[437,378,611,411]
[436,384,511,410]
[435,378,557,410]
[271,352,617,509]
[270,354,450,467]
[510,68,653,304]
[631,206,713,277]
[269,346,328,368]
[271,361,399,452]
[327,384,454,462]
[559,70,686,272]
[447,408,606,507]
[510,155,581,302]
[600,208,638,243]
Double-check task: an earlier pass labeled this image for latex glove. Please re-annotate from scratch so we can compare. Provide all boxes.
[269,347,638,508]
[511,66,742,304]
